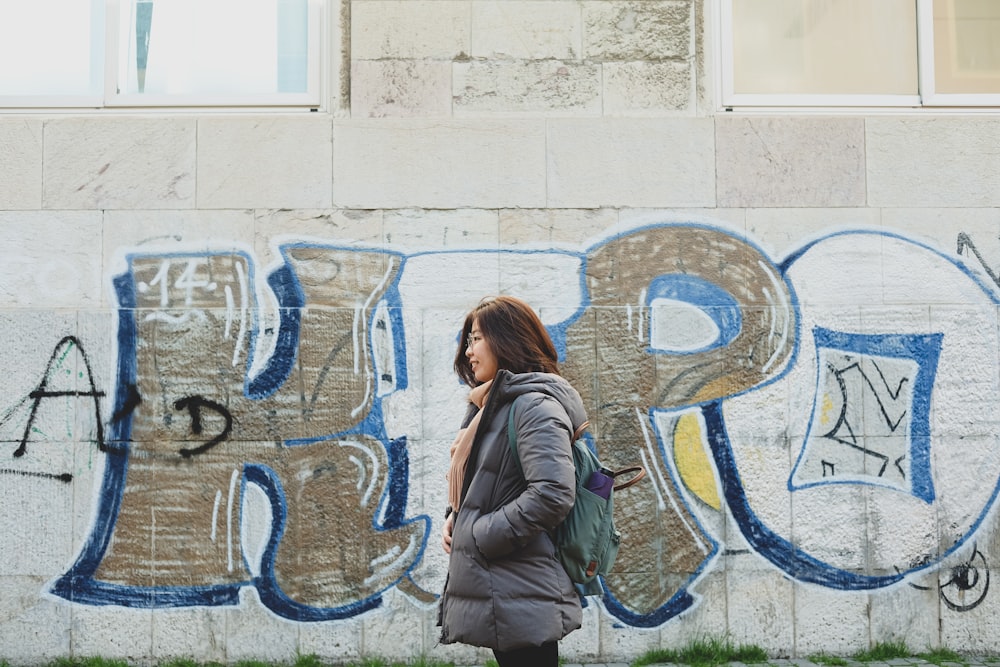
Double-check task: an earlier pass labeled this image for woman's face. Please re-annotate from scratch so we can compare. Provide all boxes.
[466,318,498,383]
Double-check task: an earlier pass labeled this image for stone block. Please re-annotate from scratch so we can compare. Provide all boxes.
[0,118,42,209]
[603,61,692,115]
[583,0,692,60]
[792,587,870,656]
[103,210,255,285]
[151,607,227,662]
[656,570,726,645]
[596,604,663,661]
[880,208,1000,272]
[790,483,868,572]
[617,207,746,234]
[498,208,619,246]
[0,211,103,308]
[453,60,601,116]
[0,472,74,576]
[380,306,427,442]
[351,60,453,118]
[224,588,299,662]
[869,578,940,649]
[384,207,500,249]
[547,118,715,207]
[351,1,471,59]
[254,209,385,268]
[70,606,154,661]
[43,117,195,209]
[333,119,546,208]
[939,555,1000,653]
[299,615,363,662]
[360,588,426,658]
[471,1,582,60]
[868,117,1000,207]
[0,580,71,663]
[497,250,583,313]
[746,207,881,261]
[559,602,601,661]
[864,482,939,577]
[197,116,333,209]
[716,116,866,208]
[725,570,794,654]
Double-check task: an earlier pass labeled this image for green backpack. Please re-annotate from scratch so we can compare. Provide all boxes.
[507,398,645,595]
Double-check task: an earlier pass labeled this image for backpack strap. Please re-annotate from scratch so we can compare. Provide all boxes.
[611,466,645,491]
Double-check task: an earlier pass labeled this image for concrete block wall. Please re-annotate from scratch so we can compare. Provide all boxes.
[3,0,1000,663]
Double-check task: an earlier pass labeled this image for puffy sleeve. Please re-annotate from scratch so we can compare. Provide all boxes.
[472,393,576,559]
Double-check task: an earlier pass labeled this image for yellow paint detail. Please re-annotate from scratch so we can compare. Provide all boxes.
[673,412,721,511]
[818,393,833,427]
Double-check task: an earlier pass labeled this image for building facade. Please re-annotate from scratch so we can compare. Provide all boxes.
[3,1,1000,663]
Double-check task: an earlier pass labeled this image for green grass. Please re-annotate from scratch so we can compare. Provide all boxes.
[852,641,912,663]
[916,648,966,666]
[10,644,1000,667]
[32,658,457,667]
[632,636,768,667]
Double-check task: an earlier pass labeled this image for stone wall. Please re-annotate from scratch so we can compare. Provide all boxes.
[3,0,1000,663]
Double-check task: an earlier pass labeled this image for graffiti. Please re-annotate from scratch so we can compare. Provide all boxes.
[6,222,1000,630]
[940,543,990,612]
[1,335,105,483]
[957,231,1000,288]
[173,395,234,458]
[790,328,941,502]
[49,250,432,620]
[909,541,992,613]
[560,224,796,626]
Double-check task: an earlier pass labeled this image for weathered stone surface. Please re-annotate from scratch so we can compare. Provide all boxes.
[603,60,692,115]
[453,61,601,116]
[0,118,42,209]
[547,117,715,207]
[197,116,333,209]
[583,0,692,60]
[0,211,103,307]
[868,117,1000,207]
[351,1,471,59]
[43,117,196,209]
[351,60,453,118]
[333,119,546,208]
[471,1,582,60]
[716,116,866,207]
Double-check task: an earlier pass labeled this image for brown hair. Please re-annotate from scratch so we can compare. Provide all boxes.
[453,295,560,386]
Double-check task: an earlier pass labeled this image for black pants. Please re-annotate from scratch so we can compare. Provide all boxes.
[493,641,558,667]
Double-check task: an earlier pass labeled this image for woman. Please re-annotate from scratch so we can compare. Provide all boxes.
[438,295,586,667]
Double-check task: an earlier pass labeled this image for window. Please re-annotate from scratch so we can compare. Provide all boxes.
[0,0,324,109]
[720,0,1000,107]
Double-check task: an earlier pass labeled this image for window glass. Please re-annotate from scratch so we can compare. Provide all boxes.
[118,0,309,97]
[0,0,102,97]
[933,0,1000,94]
[730,0,918,96]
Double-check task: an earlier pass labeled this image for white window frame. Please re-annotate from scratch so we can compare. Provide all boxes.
[717,0,1000,109]
[0,0,325,111]
[917,0,1000,107]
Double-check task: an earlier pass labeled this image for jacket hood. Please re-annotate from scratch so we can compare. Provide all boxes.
[488,369,589,435]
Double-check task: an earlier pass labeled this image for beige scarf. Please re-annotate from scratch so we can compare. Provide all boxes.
[447,379,493,512]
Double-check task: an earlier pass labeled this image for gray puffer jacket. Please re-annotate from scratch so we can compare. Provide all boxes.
[438,369,586,651]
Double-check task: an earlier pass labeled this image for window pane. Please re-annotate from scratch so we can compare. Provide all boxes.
[732,0,918,95]
[933,0,1000,94]
[118,0,309,96]
[0,0,102,96]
